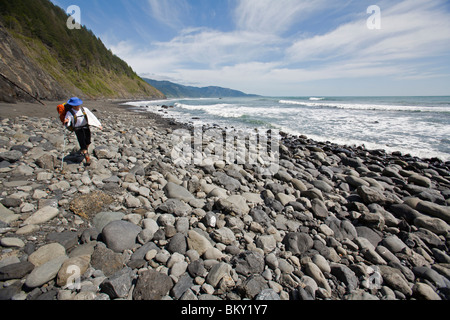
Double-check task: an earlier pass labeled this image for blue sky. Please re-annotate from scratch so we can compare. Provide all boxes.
[51,0,450,96]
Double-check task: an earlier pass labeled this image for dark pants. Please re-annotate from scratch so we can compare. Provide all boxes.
[75,126,91,152]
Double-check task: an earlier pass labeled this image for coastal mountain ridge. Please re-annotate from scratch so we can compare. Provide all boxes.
[0,0,165,103]
[144,78,259,99]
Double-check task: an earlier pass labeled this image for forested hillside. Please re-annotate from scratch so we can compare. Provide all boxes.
[0,0,165,102]
[144,78,259,98]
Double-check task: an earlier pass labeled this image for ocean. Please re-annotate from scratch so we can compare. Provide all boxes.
[124,96,450,162]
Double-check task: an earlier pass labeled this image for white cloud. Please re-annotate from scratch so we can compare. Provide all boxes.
[152,28,283,68]
[287,0,450,66]
[106,0,450,95]
[146,0,190,29]
[234,0,328,34]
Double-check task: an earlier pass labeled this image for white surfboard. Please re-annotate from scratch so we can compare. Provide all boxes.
[85,108,103,129]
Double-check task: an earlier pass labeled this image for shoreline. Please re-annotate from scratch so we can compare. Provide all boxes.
[0,99,449,301]
[121,99,450,166]
[2,98,449,165]
[121,98,450,164]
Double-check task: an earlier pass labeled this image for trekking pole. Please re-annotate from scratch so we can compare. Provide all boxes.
[61,126,66,172]
[0,72,46,106]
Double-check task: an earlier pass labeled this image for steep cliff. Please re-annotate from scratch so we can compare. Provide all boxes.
[0,0,165,103]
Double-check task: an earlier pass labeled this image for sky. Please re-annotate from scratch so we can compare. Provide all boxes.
[50,0,450,96]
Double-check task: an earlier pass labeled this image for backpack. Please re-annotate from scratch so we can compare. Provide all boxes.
[57,103,87,132]
[57,103,71,124]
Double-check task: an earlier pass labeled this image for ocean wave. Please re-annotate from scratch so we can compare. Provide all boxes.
[174,102,245,118]
[279,100,450,113]
[275,124,450,161]
[174,102,291,119]
[309,97,325,101]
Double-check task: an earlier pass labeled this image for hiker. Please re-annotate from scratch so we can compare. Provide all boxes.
[62,97,102,165]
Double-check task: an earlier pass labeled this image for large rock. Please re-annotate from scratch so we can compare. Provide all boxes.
[163,182,195,202]
[90,245,124,277]
[330,263,359,292]
[102,220,142,253]
[256,289,281,300]
[28,243,66,267]
[389,204,422,224]
[379,265,412,296]
[187,230,214,256]
[414,215,449,235]
[291,178,308,192]
[275,193,296,206]
[35,154,57,169]
[25,255,69,289]
[325,217,357,241]
[282,232,314,255]
[232,251,265,276]
[311,199,329,219]
[216,195,250,216]
[158,199,192,217]
[0,261,34,281]
[23,206,59,225]
[382,235,407,253]
[357,186,387,205]
[213,172,241,191]
[412,283,441,300]
[100,267,134,299]
[0,150,22,162]
[206,262,231,288]
[356,226,382,248]
[47,231,79,251]
[412,266,450,290]
[256,235,277,254]
[57,255,91,288]
[408,174,432,188]
[304,262,332,298]
[416,201,450,224]
[240,275,268,299]
[133,270,173,300]
[0,203,20,224]
[211,227,236,245]
[171,273,194,300]
[69,191,114,220]
[167,233,187,254]
[94,146,116,159]
[92,212,126,233]
[346,175,370,188]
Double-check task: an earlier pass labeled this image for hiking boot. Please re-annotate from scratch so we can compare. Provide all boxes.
[84,154,91,166]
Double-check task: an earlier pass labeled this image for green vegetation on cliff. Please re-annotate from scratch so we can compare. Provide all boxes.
[144,78,259,99]
[0,0,165,100]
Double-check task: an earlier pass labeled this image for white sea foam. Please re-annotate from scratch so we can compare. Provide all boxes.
[275,124,450,161]
[123,97,450,162]
[279,100,450,113]
[174,102,290,119]
[124,99,180,106]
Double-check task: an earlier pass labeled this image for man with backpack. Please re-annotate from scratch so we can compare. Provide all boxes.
[58,97,102,165]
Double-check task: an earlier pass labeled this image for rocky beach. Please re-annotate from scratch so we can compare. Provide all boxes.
[0,99,449,301]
